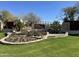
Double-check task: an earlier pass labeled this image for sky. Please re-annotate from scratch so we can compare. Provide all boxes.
[0,1,77,23]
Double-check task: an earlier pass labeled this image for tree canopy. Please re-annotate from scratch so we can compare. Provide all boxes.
[22,12,41,26]
[0,10,15,22]
[63,7,77,21]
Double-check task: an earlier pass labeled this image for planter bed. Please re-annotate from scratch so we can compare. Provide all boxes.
[0,33,46,44]
[4,36,38,42]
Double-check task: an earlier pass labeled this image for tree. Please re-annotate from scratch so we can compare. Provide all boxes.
[50,21,62,33]
[0,10,15,22]
[23,12,41,27]
[15,20,24,31]
[63,7,77,21]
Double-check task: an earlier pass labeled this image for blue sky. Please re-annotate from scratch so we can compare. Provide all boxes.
[0,1,77,23]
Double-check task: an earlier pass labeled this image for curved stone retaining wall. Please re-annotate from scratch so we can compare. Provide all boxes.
[0,32,68,44]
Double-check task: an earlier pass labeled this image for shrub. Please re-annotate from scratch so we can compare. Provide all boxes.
[5,33,8,36]
[49,21,62,33]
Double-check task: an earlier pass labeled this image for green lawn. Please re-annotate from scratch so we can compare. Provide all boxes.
[0,36,79,56]
[0,32,5,39]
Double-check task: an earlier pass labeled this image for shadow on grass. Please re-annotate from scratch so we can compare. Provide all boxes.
[69,34,79,36]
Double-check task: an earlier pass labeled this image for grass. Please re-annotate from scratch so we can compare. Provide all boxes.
[0,32,5,39]
[0,36,79,56]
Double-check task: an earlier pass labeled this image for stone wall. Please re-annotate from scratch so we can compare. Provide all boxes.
[47,32,68,37]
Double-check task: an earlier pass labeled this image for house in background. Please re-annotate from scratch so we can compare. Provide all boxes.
[0,17,24,32]
[62,21,79,34]
[3,20,16,32]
